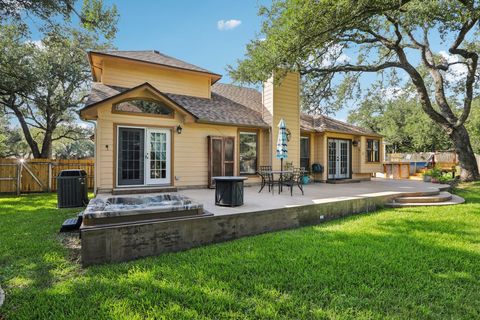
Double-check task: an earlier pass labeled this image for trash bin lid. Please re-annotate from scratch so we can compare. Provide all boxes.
[58,170,87,177]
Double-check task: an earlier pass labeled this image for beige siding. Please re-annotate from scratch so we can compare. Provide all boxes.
[359,136,384,173]
[101,59,211,98]
[262,78,274,120]
[94,93,266,191]
[259,129,271,166]
[265,72,301,169]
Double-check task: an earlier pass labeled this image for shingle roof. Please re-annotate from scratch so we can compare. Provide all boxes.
[83,82,380,135]
[301,113,381,136]
[211,83,272,124]
[90,50,221,76]
[83,83,268,128]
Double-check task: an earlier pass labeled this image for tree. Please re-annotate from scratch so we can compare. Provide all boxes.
[230,0,480,181]
[348,82,452,153]
[0,24,111,158]
[54,138,94,159]
[0,0,118,39]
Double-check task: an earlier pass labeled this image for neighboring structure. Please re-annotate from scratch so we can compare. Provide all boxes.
[80,50,383,194]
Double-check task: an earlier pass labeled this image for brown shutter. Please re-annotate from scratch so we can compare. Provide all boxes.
[208,136,235,188]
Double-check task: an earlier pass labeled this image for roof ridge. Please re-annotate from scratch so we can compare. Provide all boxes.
[214,82,260,92]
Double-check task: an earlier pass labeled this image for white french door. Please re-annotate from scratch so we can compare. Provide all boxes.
[145,128,171,185]
[328,139,350,180]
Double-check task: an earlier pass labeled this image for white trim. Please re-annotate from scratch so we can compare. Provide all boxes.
[145,128,171,185]
[115,125,172,188]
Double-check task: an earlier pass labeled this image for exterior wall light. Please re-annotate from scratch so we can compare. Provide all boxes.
[176,125,183,134]
[352,140,359,147]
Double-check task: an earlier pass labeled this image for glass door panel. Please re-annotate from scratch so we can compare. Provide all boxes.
[146,129,170,185]
[117,127,145,186]
[328,139,350,180]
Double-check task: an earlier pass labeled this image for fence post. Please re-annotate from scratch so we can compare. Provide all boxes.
[48,162,52,192]
[16,161,22,196]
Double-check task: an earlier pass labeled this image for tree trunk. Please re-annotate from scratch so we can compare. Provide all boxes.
[449,124,479,181]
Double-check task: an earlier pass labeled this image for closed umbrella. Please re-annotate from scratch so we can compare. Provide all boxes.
[276,118,288,171]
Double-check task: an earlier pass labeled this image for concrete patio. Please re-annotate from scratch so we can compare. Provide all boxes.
[81,178,455,266]
[179,178,450,216]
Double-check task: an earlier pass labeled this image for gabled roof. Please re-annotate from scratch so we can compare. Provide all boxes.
[81,82,269,128]
[89,50,222,81]
[80,82,198,120]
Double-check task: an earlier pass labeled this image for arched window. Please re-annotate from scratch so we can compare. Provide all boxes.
[113,99,173,117]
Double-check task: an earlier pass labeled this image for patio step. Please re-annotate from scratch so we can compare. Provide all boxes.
[326,179,361,184]
[112,186,177,195]
[395,191,452,203]
[385,192,464,208]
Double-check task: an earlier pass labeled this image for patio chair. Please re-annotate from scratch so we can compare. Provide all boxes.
[282,168,305,196]
[257,165,272,193]
[284,161,294,171]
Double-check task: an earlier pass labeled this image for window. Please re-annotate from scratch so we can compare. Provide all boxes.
[366,139,380,162]
[239,132,258,175]
[113,99,173,117]
[300,136,310,170]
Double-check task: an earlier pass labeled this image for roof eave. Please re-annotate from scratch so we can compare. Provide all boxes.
[196,119,269,129]
[88,51,223,80]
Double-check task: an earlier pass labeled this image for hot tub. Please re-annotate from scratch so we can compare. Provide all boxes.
[82,193,204,226]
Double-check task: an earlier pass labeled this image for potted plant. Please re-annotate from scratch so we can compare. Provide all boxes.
[429,167,442,183]
[423,169,432,182]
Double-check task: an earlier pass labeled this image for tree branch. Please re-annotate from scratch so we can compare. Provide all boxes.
[300,61,403,75]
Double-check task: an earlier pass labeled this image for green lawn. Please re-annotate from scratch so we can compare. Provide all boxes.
[1,184,479,319]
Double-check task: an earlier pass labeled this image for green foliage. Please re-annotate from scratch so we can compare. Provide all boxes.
[0,23,111,158]
[1,184,480,318]
[348,84,452,152]
[424,166,443,179]
[465,100,480,154]
[0,0,118,39]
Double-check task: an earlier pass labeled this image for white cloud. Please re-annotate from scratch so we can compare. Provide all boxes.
[25,40,45,49]
[439,50,468,83]
[217,19,242,31]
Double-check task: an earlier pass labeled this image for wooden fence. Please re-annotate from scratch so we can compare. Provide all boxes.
[0,158,94,194]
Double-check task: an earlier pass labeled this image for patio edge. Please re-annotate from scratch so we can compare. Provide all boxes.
[80,192,400,266]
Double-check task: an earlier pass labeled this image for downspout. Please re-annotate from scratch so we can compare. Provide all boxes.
[85,119,97,196]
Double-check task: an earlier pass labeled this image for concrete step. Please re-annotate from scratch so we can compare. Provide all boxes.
[385,194,465,208]
[398,190,440,197]
[326,179,361,184]
[395,191,452,203]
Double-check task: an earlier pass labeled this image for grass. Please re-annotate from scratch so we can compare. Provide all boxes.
[0,184,480,319]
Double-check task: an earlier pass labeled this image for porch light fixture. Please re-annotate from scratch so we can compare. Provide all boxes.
[353,140,359,147]
[176,125,183,134]
[285,128,292,142]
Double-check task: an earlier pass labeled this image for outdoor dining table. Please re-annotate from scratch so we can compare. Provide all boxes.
[264,170,293,193]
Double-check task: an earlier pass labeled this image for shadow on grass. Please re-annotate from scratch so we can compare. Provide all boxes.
[1,191,480,319]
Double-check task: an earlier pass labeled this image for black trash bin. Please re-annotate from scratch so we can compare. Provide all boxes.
[57,170,89,208]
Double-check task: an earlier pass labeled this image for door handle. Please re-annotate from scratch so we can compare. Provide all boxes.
[145,153,149,160]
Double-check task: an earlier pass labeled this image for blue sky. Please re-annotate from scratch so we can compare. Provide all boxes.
[105,0,268,82]
[28,1,463,121]
[98,0,342,120]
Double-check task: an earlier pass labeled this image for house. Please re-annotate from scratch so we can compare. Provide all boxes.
[79,50,383,194]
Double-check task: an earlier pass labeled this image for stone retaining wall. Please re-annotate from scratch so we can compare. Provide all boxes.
[81,193,398,266]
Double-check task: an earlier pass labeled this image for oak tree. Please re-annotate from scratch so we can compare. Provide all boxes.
[230,0,480,180]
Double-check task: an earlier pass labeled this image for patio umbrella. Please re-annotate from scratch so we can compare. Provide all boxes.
[276,118,288,171]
